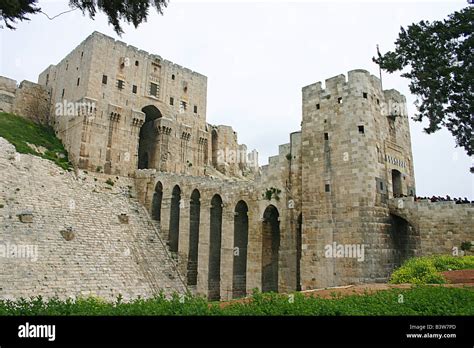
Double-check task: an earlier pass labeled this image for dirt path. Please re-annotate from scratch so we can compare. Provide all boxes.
[217,282,474,308]
[441,269,474,284]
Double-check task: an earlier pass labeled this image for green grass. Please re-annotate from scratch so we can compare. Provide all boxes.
[0,286,472,316]
[0,112,71,170]
[389,255,474,285]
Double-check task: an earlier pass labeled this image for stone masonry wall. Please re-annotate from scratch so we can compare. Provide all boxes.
[0,137,186,301]
[389,197,473,255]
[0,76,51,124]
[0,76,16,113]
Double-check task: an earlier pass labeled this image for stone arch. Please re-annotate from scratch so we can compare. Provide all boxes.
[208,194,223,301]
[296,213,303,291]
[262,205,280,292]
[142,105,163,122]
[232,200,249,298]
[389,213,419,268]
[392,169,402,197]
[151,181,163,221]
[138,105,163,169]
[169,185,181,254]
[187,189,201,286]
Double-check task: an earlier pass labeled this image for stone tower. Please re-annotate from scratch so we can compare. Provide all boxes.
[300,69,416,289]
[37,31,255,178]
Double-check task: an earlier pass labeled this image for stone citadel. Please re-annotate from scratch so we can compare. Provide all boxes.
[0,32,471,300]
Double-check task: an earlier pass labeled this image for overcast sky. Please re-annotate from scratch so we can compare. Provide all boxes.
[0,0,472,198]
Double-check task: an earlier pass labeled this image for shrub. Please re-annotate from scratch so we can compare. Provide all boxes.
[461,241,472,252]
[263,187,281,201]
[390,255,474,284]
[0,287,472,316]
[105,178,114,186]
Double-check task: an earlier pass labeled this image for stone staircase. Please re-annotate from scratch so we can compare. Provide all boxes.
[0,137,186,301]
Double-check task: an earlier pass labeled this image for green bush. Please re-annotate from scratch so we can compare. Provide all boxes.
[263,187,281,201]
[105,178,114,186]
[461,241,472,251]
[0,287,472,316]
[390,255,474,284]
[0,112,71,170]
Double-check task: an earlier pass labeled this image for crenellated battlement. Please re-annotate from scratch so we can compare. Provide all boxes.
[302,69,387,102]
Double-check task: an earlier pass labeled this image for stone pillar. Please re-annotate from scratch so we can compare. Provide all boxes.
[279,200,297,293]
[196,199,210,297]
[220,203,234,301]
[178,193,190,277]
[134,175,149,206]
[143,180,154,211]
[246,206,262,293]
[160,195,172,242]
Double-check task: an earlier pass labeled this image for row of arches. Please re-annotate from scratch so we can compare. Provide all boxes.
[150,182,290,300]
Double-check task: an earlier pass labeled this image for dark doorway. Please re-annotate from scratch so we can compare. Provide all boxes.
[211,129,218,168]
[262,205,280,292]
[232,200,249,299]
[151,181,163,221]
[208,194,223,301]
[392,169,402,197]
[187,189,200,286]
[138,105,162,169]
[390,214,419,268]
[169,185,181,254]
[138,152,149,170]
[296,213,302,291]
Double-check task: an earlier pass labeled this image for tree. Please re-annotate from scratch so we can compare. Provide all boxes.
[0,0,168,35]
[0,0,40,29]
[373,7,473,163]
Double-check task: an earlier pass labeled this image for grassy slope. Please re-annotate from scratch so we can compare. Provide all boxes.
[0,112,71,170]
[0,286,472,316]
